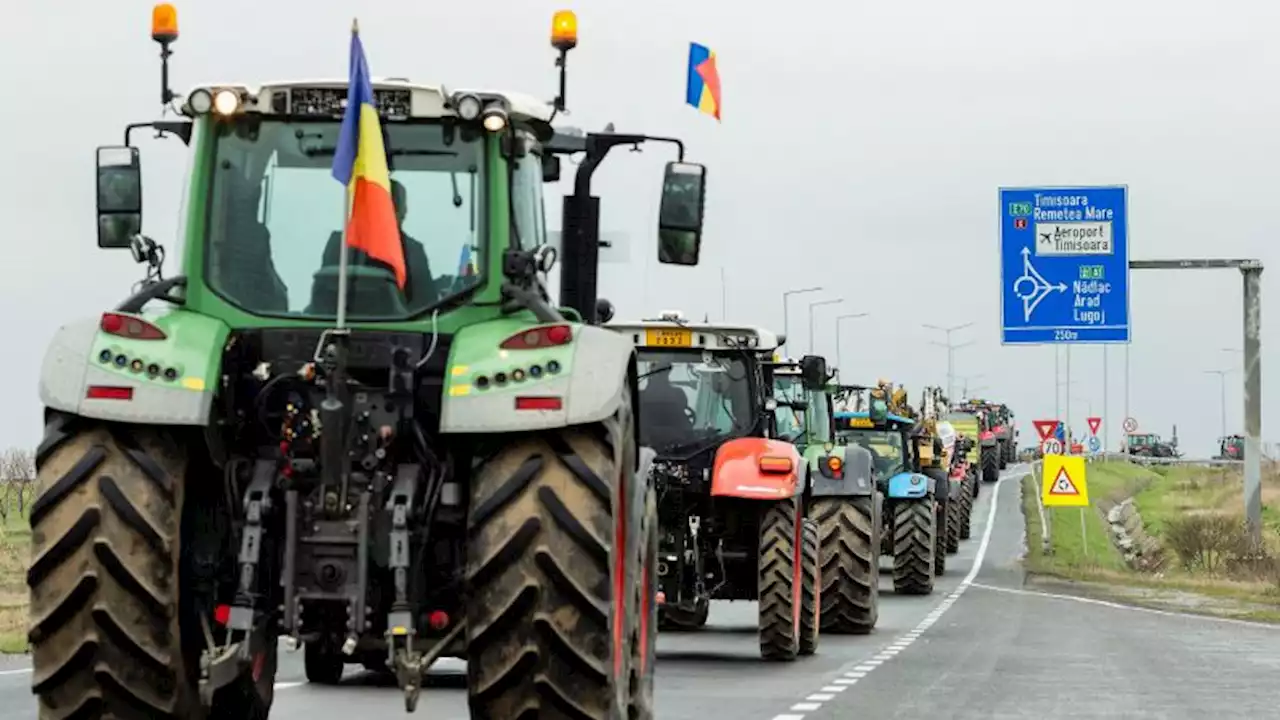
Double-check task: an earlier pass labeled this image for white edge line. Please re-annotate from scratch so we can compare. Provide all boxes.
[764,467,1027,719]
[968,582,1280,630]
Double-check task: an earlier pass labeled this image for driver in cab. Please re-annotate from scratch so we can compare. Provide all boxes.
[639,370,694,449]
[319,179,438,312]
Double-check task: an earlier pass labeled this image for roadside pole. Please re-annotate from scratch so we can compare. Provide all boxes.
[1102,346,1109,454]
[1128,259,1265,546]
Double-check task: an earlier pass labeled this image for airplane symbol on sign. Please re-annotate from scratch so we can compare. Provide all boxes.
[1040,232,1051,244]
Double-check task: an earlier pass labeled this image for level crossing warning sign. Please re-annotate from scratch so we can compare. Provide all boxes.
[1041,454,1089,507]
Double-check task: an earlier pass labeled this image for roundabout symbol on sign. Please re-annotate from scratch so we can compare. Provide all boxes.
[1088,436,1101,453]
[1041,438,1064,456]
[1123,417,1138,433]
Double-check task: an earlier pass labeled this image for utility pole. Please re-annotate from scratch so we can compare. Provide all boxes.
[834,313,869,376]
[781,286,822,355]
[1102,346,1109,453]
[720,266,727,321]
[923,322,974,402]
[808,298,843,355]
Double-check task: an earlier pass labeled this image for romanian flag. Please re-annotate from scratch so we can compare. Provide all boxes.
[457,244,477,277]
[331,22,406,289]
[686,42,721,121]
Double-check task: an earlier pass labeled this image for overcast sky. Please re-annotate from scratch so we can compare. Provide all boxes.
[3,0,1278,456]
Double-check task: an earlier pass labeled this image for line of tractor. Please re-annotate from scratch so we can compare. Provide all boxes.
[27,6,1017,718]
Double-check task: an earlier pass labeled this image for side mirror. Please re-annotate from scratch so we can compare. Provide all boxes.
[96,146,142,249]
[657,161,706,266]
[541,153,562,182]
[799,355,827,390]
[596,298,615,323]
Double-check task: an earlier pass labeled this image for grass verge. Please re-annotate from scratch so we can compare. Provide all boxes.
[1020,460,1280,622]
[0,483,31,654]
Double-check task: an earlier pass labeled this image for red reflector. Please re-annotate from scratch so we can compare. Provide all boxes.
[86,385,133,401]
[214,604,231,626]
[101,312,166,340]
[515,396,563,411]
[428,610,449,630]
[500,324,573,350]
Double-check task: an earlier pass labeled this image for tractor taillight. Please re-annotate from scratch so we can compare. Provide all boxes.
[86,386,133,401]
[516,396,563,411]
[428,610,449,630]
[759,456,792,474]
[101,312,166,340]
[214,604,231,625]
[500,324,573,350]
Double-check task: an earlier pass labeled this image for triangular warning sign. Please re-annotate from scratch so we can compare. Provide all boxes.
[1033,419,1059,441]
[1049,466,1080,495]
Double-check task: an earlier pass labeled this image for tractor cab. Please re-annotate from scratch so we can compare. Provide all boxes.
[1219,434,1245,460]
[610,314,779,468]
[833,408,914,489]
[764,354,834,450]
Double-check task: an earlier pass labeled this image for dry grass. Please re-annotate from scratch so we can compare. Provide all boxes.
[0,527,28,654]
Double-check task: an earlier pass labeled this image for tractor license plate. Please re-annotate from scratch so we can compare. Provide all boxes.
[645,329,692,347]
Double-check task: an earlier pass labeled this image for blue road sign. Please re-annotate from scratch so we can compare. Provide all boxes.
[1087,435,1101,453]
[999,186,1130,344]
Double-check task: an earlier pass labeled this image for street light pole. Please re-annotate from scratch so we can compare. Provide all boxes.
[781,286,822,354]
[808,298,844,355]
[923,322,975,401]
[1205,369,1231,441]
[834,313,869,375]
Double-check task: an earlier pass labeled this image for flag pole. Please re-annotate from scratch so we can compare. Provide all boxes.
[334,17,358,331]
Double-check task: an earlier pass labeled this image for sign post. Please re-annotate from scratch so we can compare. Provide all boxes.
[1042,453,1091,556]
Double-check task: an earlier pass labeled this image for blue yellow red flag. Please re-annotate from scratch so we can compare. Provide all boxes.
[457,244,477,277]
[331,23,406,289]
[685,42,721,121]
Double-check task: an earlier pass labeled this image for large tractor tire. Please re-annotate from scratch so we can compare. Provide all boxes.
[758,497,803,661]
[465,417,640,720]
[891,498,936,595]
[998,441,1009,470]
[981,446,1000,483]
[813,496,878,634]
[28,414,275,720]
[958,476,974,540]
[945,490,961,554]
[798,519,820,657]
[628,483,659,720]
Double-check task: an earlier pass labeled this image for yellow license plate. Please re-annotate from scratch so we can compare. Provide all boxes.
[848,417,875,428]
[645,329,692,347]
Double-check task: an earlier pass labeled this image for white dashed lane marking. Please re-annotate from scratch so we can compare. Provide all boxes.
[767,469,1021,720]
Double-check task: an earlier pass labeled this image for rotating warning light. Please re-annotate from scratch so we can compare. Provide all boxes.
[151,3,178,43]
[551,10,578,51]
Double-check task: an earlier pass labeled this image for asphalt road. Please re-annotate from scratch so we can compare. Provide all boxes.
[4,463,1277,718]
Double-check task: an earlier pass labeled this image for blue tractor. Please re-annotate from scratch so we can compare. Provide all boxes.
[834,395,947,595]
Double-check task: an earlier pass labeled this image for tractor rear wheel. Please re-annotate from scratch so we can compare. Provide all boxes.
[798,519,820,656]
[813,496,878,634]
[981,447,1000,483]
[998,440,1008,469]
[891,498,936,595]
[758,497,803,661]
[933,502,947,575]
[465,419,638,720]
[958,476,974,540]
[27,414,275,720]
[945,490,960,554]
[628,484,658,719]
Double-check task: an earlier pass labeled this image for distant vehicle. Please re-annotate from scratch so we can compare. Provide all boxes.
[1216,434,1245,460]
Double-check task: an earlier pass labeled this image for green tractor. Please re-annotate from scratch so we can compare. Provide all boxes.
[30,8,708,719]
[768,358,881,635]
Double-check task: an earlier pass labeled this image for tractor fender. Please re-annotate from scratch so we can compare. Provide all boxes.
[439,321,632,433]
[710,437,802,500]
[810,442,875,497]
[39,311,227,426]
[885,471,934,499]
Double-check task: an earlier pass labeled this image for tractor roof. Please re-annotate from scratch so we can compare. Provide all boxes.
[608,320,781,352]
[183,79,556,124]
[834,410,914,430]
